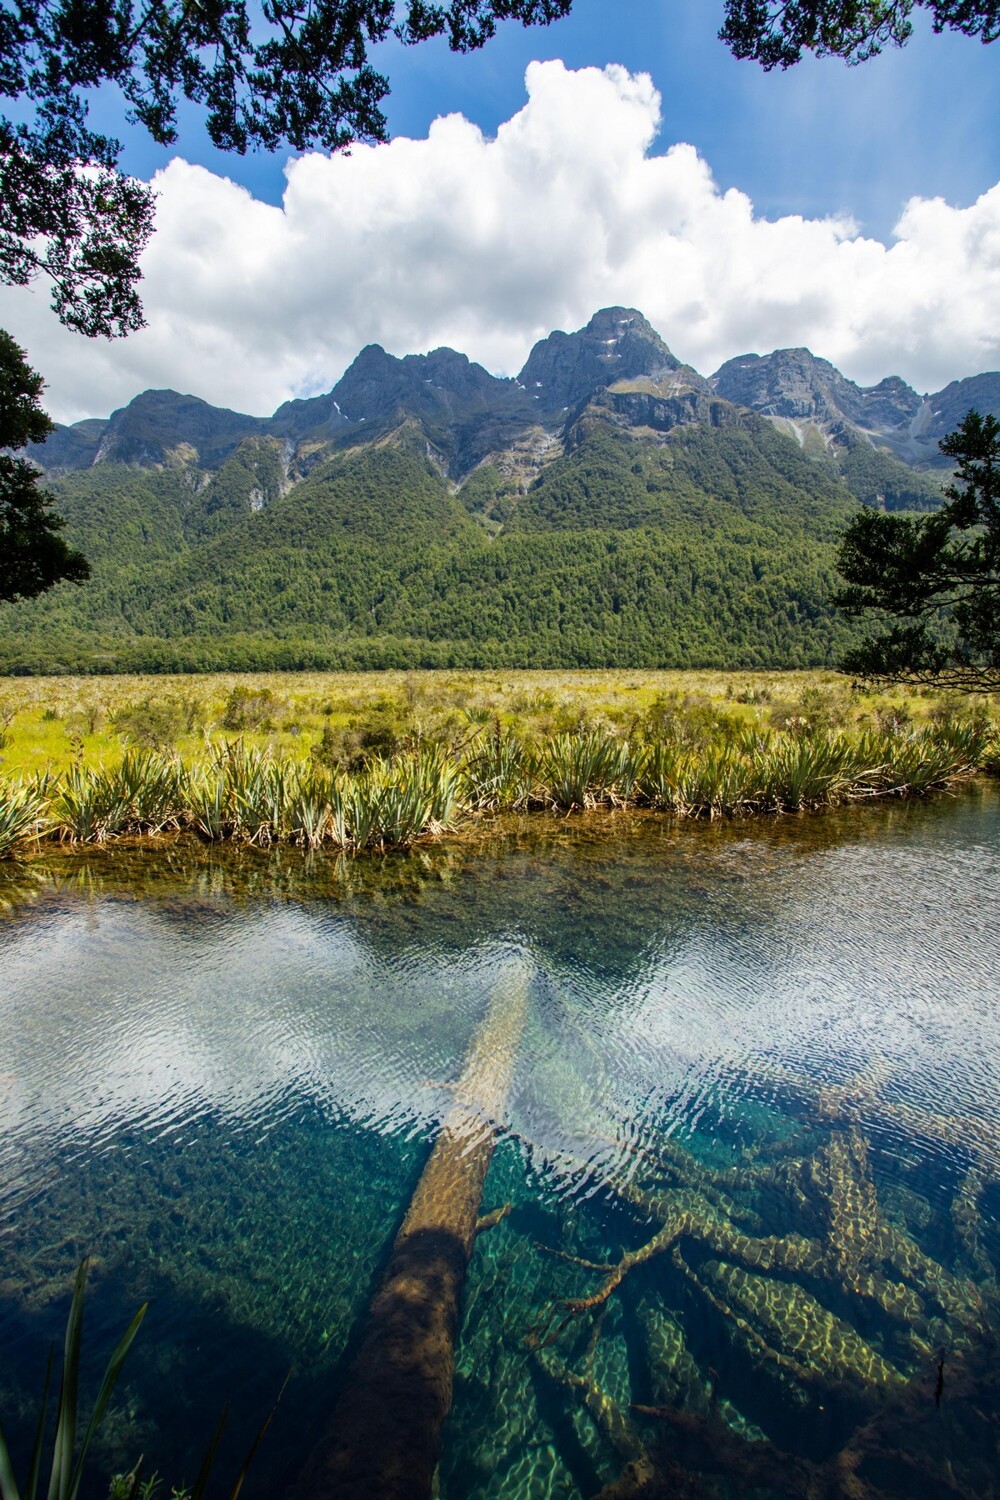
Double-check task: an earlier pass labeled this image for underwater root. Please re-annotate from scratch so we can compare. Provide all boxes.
[538,1341,813,1500]
[532,1346,656,1491]
[529,1112,999,1497]
[533,1122,992,1368]
[292,960,530,1500]
[542,1333,996,1500]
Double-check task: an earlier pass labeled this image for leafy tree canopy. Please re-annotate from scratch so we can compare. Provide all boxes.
[0,329,90,600]
[0,1,571,335]
[835,410,1000,691]
[720,0,998,67]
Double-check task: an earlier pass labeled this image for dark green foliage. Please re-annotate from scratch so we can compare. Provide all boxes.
[0,121,154,338]
[720,0,999,68]
[837,410,1000,690]
[458,463,521,528]
[0,457,92,603]
[1,330,54,448]
[312,696,413,770]
[512,420,854,537]
[835,439,944,512]
[0,332,89,602]
[0,421,862,671]
[3,2,572,158]
[197,440,288,537]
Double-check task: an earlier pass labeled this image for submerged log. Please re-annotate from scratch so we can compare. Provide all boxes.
[298,959,530,1500]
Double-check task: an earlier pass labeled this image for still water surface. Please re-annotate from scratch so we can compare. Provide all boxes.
[1,789,999,1497]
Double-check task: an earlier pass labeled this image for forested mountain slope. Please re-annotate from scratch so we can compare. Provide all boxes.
[3,308,997,673]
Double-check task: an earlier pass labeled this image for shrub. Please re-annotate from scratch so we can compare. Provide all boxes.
[733,682,772,705]
[0,775,50,855]
[221,685,280,732]
[311,699,412,772]
[111,697,188,750]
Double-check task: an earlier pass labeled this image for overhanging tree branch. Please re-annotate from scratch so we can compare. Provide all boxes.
[720,0,999,67]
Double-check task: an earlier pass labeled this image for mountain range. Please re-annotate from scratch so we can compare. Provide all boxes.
[4,308,998,674]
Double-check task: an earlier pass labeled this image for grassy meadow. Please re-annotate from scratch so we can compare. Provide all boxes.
[0,669,996,856]
[0,668,979,777]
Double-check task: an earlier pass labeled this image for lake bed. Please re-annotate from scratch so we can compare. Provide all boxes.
[1,789,998,1498]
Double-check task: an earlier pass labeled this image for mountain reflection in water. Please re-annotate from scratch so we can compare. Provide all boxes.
[1,787,998,1498]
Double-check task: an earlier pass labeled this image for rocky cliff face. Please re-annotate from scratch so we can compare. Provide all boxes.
[568,388,742,447]
[92,390,268,469]
[270,343,539,477]
[25,309,1000,494]
[29,417,109,474]
[712,347,876,428]
[517,307,689,414]
[858,376,923,431]
[925,373,1000,441]
[710,348,1000,468]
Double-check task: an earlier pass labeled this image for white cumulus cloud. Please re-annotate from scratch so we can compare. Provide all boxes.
[1,59,998,424]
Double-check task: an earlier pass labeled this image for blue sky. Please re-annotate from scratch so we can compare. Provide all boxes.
[92,0,1000,241]
[5,1,998,422]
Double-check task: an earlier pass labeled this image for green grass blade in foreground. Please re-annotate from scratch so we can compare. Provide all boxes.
[0,777,50,857]
[0,1424,23,1500]
[25,1352,54,1500]
[188,1409,228,1500]
[227,1371,291,1500]
[67,1298,147,1500]
[0,1260,147,1500]
[0,1348,54,1500]
[46,1260,87,1500]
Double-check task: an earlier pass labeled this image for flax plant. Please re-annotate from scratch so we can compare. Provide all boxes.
[0,1260,145,1500]
[461,730,534,811]
[752,734,861,813]
[287,768,334,849]
[341,748,458,849]
[671,743,758,818]
[873,731,971,797]
[0,776,51,856]
[52,754,184,842]
[0,709,995,859]
[537,731,632,810]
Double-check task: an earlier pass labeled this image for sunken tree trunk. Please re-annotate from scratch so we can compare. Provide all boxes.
[299,959,530,1499]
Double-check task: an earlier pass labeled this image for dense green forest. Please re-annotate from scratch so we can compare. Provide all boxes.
[0,426,877,673]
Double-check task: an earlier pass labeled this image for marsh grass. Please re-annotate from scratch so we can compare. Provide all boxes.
[537,730,631,811]
[0,671,995,857]
[54,753,185,842]
[0,1259,145,1500]
[0,776,51,856]
[461,729,534,811]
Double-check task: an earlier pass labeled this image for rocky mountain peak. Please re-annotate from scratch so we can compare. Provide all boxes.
[329,342,519,430]
[91,388,267,469]
[25,314,1000,486]
[517,306,683,413]
[859,375,922,430]
[711,347,868,427]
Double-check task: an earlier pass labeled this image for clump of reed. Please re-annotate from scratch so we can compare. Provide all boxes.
[461,727,535,811]
[0,775,52,856]
[535,730,633,811]
[0,714,994,859]
[333,748,459,849]
[53,751,186,842]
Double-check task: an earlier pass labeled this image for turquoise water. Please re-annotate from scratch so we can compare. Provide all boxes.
[1,788,999,1497]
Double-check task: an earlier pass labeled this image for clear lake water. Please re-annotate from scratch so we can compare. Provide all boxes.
[1,786,999,1498]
